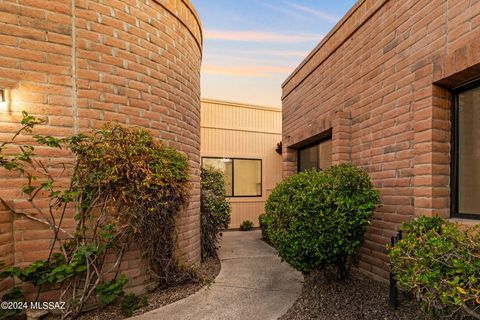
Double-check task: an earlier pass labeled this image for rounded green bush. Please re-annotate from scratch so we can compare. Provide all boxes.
[264,164,380,276]
[389,216,480,318]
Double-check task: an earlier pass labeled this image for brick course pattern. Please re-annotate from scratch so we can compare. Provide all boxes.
[282,0,480,279]
[0,0,202,295]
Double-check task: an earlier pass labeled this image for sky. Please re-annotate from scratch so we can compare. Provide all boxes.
[190,0,357,107]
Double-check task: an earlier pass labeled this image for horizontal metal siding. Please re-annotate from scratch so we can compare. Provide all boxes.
[201,101,281,134]
[201,100,282,228]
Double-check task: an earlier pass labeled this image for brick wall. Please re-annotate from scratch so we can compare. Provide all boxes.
[0,0,202,295]
[282,0,480,279]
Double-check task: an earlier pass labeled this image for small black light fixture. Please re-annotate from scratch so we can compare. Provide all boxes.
[275,141,282,155]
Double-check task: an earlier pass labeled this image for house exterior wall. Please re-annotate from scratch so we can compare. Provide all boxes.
[0,0,202,295]
[200,99,282,229]
[282,0,480,279]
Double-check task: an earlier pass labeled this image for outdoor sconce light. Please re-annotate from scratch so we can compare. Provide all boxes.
[0,89,6,110]
[0,88,8,112]
[275,141,282,155]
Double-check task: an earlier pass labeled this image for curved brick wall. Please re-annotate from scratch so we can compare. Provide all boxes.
[0,0,202,294]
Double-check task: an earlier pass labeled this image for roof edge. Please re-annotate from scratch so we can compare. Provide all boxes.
[281,0,364,89]
[201,98,282,112]
[281,0,389,100]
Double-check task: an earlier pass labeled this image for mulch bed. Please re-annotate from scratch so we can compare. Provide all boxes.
[72,257,220,320]
[280,270,426,320]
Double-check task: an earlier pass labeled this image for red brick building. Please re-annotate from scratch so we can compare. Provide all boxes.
[0,0,202,295]
[282,0,480,279]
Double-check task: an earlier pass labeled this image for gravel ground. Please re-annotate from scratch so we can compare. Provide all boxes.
[280,270,425,320]
[70,257,220,320]
[130,257,221,317]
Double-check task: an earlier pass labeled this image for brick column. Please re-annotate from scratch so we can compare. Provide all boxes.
[332,111,352,165]
[282,146,297,178]
[412,85,451,218]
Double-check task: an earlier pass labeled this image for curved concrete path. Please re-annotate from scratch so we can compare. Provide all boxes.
[133,230,303,320]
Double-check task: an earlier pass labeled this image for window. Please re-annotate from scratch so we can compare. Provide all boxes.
[202,157,262,197]
[452,81,480,219]
[298,138,332,172]
[202,158,233,196]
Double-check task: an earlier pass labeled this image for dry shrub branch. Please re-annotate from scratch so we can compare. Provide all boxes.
[0,113,191,319]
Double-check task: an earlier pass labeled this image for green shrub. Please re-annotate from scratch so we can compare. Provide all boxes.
[264,164,380,278]
[259,213,272,242]
[0,116,190,317]
[240,220,254,231]
[201,167,231,259]
[389,216,480,318]
[0,287,23,319]
[121,293,148,317]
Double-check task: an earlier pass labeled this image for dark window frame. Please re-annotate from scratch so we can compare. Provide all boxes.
[298,144,319,173]
[201,157,263,198]
[451,79,480,219]
[297,136,332,173]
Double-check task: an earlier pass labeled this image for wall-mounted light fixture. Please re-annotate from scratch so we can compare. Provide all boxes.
[275,141,283,155]
[0,88,7,111]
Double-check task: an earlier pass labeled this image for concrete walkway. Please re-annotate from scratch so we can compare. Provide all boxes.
[133,230,303,320]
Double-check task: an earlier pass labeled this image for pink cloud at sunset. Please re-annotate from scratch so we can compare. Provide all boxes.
[204,30,322,43]
[191,0,356,106]
[202,64,295,78]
